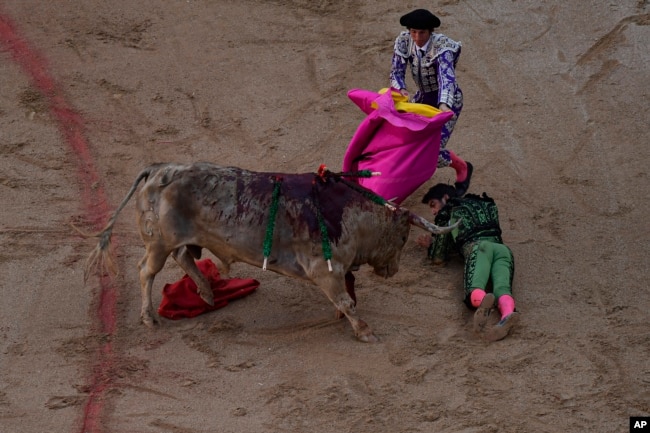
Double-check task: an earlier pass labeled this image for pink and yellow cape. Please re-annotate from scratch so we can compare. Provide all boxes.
[342,88,454,204]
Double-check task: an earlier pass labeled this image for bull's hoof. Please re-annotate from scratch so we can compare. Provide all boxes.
[141,313,159,327]
[357,332,380,343]
[199,291,215,307]
[354,319,379,343]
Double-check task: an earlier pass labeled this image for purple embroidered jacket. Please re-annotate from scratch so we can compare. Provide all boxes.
[389,31,462,109]
[389,31,463,165]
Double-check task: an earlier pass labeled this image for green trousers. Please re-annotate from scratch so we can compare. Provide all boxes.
[463,239,515,305]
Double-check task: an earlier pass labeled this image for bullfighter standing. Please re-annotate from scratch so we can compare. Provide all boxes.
[390,8,472,196]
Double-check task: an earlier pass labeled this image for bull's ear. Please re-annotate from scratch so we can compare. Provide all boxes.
[408,212,460,234]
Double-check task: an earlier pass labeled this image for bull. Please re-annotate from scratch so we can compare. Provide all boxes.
[85,162,457,342]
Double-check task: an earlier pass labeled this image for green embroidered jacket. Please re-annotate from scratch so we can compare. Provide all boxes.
[427,193,503,262]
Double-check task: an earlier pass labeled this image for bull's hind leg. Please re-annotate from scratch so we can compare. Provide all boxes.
[171,246,214,306]
[138,247,170,327]
[318,272,378,343]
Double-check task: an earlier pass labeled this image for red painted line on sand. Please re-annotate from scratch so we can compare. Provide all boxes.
[0,12,118,433]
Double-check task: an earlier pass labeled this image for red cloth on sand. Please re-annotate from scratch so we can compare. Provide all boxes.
[158,259,259,320]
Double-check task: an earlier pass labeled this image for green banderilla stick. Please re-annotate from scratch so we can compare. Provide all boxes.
[262,179,282,270]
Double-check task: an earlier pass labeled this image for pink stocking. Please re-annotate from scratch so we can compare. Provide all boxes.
[449,150,468,182]
[497,295,516,319]
[470,289,486,308]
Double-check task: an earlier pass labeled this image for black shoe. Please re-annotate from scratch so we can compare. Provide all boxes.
[454,162,473,197]
[482,312,520,342]
[473,293,495,334]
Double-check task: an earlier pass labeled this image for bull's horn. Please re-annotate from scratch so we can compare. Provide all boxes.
[408,211,460,234]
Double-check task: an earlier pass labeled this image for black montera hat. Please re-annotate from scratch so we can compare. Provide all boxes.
[400,9,441,30]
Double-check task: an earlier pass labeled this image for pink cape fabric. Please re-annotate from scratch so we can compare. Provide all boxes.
[158,259,260,320]
[342,89,454,204]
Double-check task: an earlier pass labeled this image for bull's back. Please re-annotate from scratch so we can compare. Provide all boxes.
[136,163,272,246]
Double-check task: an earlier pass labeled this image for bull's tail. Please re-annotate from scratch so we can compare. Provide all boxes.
[83,165,159,282]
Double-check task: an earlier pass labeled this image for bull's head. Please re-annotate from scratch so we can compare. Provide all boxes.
[368,207,459,279]
[407,210,460,234]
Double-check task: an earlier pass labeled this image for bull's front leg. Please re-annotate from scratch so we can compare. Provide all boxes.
[318,272,378,343]
[335,271,358,320]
